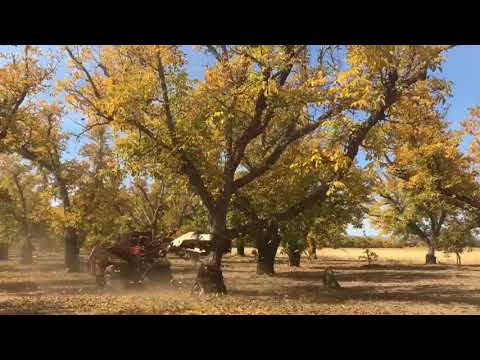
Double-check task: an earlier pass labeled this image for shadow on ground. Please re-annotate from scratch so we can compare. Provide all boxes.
[229,280,480,307]
[276,269,458,284]
[310,264,451,271]
[0,281,39,293]
[2,253,480,313]
[0,264,22,272]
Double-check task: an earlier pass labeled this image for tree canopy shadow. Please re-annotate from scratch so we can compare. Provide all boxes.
[0,264,22,272]
[338,284,480,307]
[0,281,39,293]
[229,284,346,304]
[275,269,457,284]
[310,264,451,272]
[228,288,283,297]
[232,280,480,307]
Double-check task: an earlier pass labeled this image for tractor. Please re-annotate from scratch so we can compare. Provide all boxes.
[88,231,230,290]
[88,231,173,289]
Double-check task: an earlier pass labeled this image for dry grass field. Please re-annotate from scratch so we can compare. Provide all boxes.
[1,247,480,314]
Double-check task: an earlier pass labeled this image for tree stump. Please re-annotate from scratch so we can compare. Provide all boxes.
[0,243,8,261]
[323,268,341,289]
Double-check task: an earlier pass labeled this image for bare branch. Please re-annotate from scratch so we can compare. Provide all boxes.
[64,46,102,99]
[206,46,223,62]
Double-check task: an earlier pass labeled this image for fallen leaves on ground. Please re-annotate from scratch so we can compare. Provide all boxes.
[1,250,480,315]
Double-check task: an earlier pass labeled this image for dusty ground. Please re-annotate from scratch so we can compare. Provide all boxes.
[1,247,480,314]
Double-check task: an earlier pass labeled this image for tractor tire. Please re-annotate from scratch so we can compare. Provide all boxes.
[104,264,129,291]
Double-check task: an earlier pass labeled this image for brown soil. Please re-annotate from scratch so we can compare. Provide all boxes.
[1,249,479,314]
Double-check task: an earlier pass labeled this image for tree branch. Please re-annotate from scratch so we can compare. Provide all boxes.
[155,51,216,215]
[64,46,102,99]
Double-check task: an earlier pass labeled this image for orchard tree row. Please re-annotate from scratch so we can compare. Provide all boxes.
[2,45,480,292]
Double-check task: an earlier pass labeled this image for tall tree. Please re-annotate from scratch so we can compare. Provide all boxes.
[0,155,34,263]
[7,103,83,271]
[74,126,130,247]
[1,46,53,147]
[60,45,451,292]
[0,154,52,263]
[369,101,477,264]
[370,173,451,264]
[231,153,371,273]
[229,45,451,273]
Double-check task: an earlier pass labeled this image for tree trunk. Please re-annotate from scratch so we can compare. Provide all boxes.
[14,174,34,264]
[58,181,80,272]
[425,241,436,264]
[257,248,275,275]
[20,236,33,264]
[256,225,280,276]
[288,248,301,267]
[193,215,228,294]
[0,243,8,260]
[311,243,317,259]
[193,248,227,295]
[237,245,245,256]
[65,226,80,272]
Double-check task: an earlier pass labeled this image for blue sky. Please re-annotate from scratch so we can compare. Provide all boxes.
[4,45,480,236]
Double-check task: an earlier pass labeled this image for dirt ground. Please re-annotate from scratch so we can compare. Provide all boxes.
[1,247,480,314]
